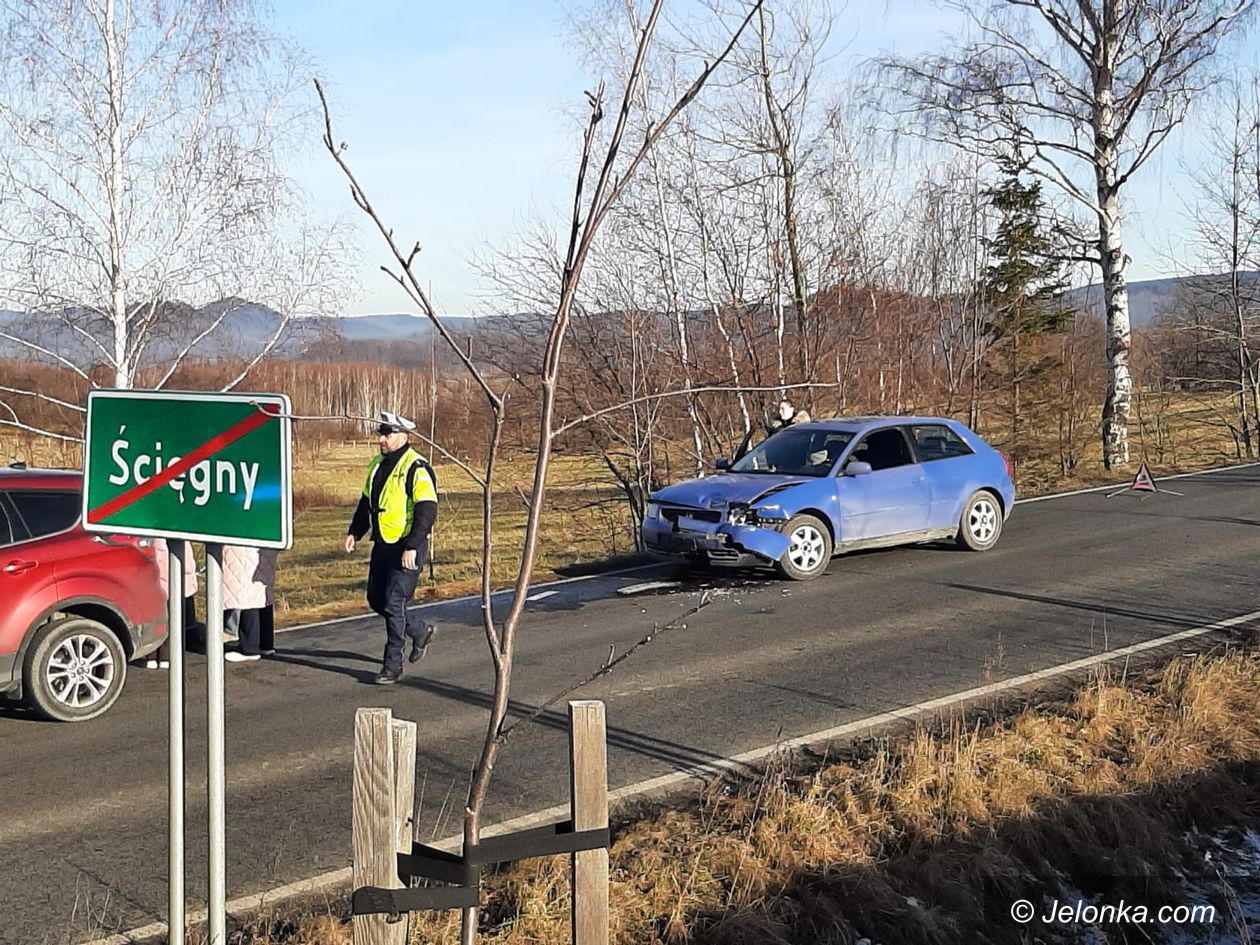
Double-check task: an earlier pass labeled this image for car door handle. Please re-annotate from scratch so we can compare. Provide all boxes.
[2,559,37,575]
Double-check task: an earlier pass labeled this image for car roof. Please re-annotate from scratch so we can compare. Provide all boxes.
[0,466,82,488]
[790,416,963,432]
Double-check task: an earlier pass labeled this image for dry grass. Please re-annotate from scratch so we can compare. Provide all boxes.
[227,643,1260,945]
[273,446,635,625]
[986,392,1246,495]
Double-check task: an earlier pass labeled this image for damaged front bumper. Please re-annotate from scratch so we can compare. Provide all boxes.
[642,514,791,566]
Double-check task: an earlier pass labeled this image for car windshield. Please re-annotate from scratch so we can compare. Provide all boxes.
[730,428,854,476]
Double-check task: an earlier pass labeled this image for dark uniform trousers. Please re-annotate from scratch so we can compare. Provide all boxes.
[367,538,430,671]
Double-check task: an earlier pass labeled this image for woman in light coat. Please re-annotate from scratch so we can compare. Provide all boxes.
[221,545,278,662]
[149,538,205,666]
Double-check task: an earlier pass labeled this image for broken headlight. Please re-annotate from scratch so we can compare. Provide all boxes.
[727,504,756,526]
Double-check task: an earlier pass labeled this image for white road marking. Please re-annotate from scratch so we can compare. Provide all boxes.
[277,562,662,634]
[82,461,1260,944]
[616,580,682,595]
[279,461,1260,636]
[83,604,1260,945]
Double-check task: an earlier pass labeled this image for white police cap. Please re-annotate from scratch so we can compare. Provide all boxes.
[378,410,417,434]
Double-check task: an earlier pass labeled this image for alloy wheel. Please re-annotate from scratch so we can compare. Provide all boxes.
[44,633,116,709]
[788,523,827,574]
[968,498,998,544]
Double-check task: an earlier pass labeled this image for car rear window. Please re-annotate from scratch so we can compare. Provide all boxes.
[7,489,81,539]
[909,425,974,461]
[0,497,17,546]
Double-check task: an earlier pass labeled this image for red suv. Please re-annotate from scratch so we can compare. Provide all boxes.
[0,466,166,721]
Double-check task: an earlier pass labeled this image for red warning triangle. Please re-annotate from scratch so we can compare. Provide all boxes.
[1130,461,1158,493]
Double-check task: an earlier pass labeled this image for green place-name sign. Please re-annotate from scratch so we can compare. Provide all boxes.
[82,390,292,548]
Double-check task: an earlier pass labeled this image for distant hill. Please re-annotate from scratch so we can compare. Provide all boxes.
[3,272,1257,369]
[1060,271,1260,325]
[0,302,485,367]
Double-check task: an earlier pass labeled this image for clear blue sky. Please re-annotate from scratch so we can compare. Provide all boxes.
[279,0,590,316]
[275,1,1245,316]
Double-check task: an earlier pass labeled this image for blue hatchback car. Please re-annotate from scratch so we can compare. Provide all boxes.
[642,417,1015,580]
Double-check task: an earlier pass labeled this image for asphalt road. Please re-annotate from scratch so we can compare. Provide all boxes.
[2,466,1259,944]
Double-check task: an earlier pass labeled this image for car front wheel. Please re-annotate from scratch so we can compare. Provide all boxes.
[777,514,832,581]
[956,491,1003,551]
[24,616,127,722]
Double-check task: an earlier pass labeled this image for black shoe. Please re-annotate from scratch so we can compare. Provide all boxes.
[374,667,402,685]
[408,626,437,663]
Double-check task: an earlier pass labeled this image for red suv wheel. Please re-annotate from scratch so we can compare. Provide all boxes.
[24,615,127,721]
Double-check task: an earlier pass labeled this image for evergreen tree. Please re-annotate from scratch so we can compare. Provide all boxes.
[982,155,1072,442]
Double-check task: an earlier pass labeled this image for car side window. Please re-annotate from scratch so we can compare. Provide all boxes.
[0,494,17,547]
[849,429,914,471]
[7,490,81,539]
[909,424,974,462]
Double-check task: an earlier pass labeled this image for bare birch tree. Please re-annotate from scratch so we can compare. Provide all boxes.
[0,0,349,439]
[319,3,764,940]
[904,157,994,423]
[878,0,1255,468]
[750,1,834,387]
[1177,69,1260,456]
[814,106,908,412]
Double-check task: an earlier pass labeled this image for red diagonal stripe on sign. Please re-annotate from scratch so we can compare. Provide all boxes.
[87,404,280,525]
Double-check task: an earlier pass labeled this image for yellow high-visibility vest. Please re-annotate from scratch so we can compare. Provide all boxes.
[363,448,437,544]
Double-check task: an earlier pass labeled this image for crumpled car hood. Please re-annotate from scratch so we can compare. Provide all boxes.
[652,473,811,509]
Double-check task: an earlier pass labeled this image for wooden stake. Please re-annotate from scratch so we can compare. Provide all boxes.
[392,719,417,853]
[353,708,407,945]
[569,700,609,945]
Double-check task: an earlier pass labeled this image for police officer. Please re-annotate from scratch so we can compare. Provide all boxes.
[343,411,438,684]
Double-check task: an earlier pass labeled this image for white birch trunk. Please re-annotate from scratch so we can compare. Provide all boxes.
[702,264,751,434]
[650,158,704,472]
[103,0,130,388]
[772,256,786,394]
[1094,64,1132,468]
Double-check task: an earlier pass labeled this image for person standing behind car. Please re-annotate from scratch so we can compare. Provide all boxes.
[149,538,206,666]
[221,544,278,663]
[343,410,438,685]
[734,399,813,463]
[766,398,812,434]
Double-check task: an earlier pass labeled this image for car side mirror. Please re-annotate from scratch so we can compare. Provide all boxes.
[714,457,730,471]
[844,460,873,477]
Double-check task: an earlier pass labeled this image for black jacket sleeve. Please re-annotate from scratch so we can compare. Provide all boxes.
[403,500,437,552]
[348,495,371,540]
[402,461,438,552]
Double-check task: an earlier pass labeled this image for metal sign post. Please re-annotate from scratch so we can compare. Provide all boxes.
[205,543,226,945]
[167,540,186,944]
[82,390,292,943]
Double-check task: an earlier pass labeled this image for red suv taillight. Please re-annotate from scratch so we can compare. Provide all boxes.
[999,451,1013,477]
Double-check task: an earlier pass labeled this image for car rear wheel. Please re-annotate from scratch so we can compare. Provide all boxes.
[777,514,832,581]
[956,491,1002,551]
[24,616,127,722]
